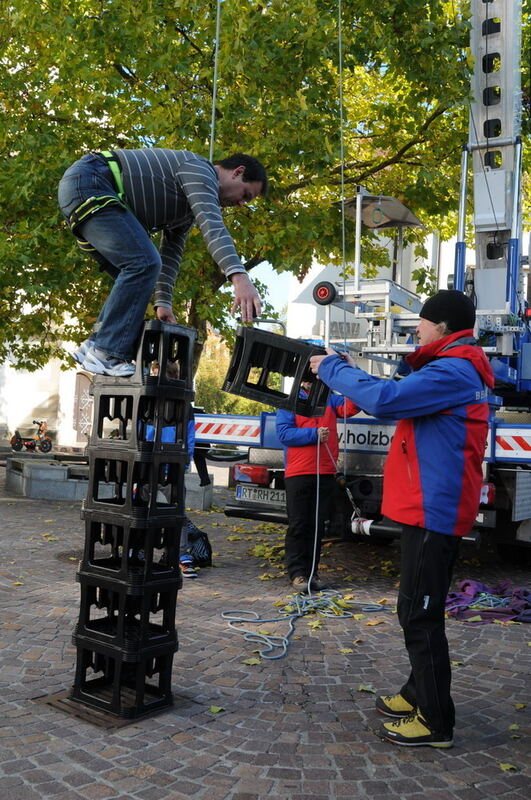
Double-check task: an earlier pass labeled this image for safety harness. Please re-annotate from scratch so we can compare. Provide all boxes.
[67,151,127,252]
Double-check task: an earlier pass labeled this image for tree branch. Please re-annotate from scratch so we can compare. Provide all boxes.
[284,105,450,193]
[113,63,138,84]
[174,25,205,57]
[243,253,265,271]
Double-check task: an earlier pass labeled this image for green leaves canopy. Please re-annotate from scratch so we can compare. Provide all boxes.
[0,1,528,368]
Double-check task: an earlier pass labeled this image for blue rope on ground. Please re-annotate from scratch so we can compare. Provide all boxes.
[471,592,512,609]
[221,590,391,660]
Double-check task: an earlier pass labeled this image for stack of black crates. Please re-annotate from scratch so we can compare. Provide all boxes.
[71,321,197,719]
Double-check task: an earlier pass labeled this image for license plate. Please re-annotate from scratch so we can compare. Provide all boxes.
[235,485,286,505]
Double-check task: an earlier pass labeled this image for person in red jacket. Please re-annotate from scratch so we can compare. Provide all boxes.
[310,290,494,749]
[276,381,357,593]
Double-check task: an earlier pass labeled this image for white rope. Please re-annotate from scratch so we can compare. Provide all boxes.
[221,424,384,661]
[209,0,223,163]
[337,0,351,467]
[338,0,347,278]
[221,1,389,662]
[307,433,322,593]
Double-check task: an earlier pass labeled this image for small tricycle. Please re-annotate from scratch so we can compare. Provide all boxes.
[10,419,53,454]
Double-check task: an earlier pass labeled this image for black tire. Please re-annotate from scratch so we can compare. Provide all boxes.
[206,449,245,463]
[38,438,52,453]
[313,281,337,305]
[11,440,23,452]
[496,542,531,567]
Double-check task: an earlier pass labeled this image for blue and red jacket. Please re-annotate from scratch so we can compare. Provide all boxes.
[317,330,495,537]
[276,394,358,478]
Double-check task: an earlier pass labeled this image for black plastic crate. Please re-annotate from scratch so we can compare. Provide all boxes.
[223,327,330,416]
[83,448,187,520]
[74,574,179,650]
[89,387,194,453]
[92,320,197,391]
[70,639,176,718]
[80,509,184,585]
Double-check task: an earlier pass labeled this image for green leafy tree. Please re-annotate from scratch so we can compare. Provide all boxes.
[1,0,529,369]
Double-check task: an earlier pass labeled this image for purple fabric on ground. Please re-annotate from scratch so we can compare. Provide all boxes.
[445,579,531,624]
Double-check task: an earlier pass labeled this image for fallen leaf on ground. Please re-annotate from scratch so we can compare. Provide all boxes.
[209,706,224,714]
[242,658,261,666]
[334,599,351,609]
[358,684,376,694]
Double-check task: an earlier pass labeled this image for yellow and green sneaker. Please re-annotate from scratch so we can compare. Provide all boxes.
[380,712,454,748]
[375,693,415,718]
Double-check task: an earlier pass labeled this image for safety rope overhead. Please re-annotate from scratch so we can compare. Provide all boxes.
[209,0,223,163]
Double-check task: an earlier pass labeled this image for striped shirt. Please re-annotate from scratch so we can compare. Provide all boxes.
[114,149,246,309]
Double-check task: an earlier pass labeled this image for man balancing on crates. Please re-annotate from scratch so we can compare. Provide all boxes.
[58,149,268,376]
[310,290,494,749]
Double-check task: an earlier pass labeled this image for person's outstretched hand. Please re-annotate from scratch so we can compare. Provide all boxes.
[230,272,262,323]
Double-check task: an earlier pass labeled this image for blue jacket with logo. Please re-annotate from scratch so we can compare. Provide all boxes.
[317,331,494,536]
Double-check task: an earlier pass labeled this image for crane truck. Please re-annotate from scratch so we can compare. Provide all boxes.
[195,0,531,553]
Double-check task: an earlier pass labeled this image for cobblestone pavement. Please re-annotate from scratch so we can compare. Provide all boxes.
[0,466,529,800]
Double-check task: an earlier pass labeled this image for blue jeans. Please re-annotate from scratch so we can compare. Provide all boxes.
[58,153,162,360]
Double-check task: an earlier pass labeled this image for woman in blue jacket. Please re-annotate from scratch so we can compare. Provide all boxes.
[310,290,494,749]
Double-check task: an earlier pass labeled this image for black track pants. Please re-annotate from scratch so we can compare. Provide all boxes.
[397,525,460,735]
[284,474,335,580]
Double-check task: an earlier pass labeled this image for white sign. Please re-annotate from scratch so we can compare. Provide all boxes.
[337,421,395,453]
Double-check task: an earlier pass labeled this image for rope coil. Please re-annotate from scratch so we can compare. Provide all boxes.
[222,590,391,660]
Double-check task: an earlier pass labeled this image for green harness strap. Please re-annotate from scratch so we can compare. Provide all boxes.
[67,151,127,237]
[99,150,126,201]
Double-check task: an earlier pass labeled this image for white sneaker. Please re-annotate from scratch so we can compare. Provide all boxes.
[71,338,94,365]
[180,556,198,578]
[82,346,136,377]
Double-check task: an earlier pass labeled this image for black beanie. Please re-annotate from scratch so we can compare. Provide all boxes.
[419,290,476,333]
